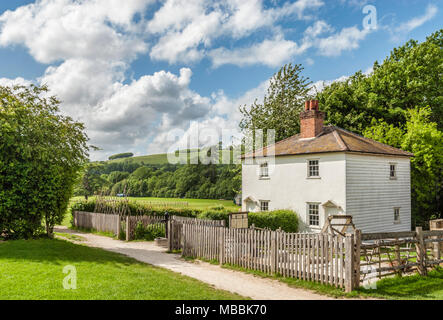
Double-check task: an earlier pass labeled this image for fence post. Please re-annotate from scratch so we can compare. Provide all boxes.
[344,234,355,293]
[271,231,277,275]
[125,215,130,241]
[167,219,173,251]
[219,228,225,265]
[73,211,77,228]
[116,215,121,238]
[353,229,361,289]
[415,227,427,276]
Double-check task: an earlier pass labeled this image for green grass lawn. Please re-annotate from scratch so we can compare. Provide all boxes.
[357,267,443,300]
[0,239,245,300]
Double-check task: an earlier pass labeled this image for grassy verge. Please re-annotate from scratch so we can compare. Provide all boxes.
[184,256,443,300]
[219,263,357,299]
[0,239,245,300]
[68,226,119,239]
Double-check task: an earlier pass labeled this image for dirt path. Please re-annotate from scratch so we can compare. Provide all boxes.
[55,226,334,300]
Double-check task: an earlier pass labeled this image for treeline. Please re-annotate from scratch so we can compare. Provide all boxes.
[75,160,241,200]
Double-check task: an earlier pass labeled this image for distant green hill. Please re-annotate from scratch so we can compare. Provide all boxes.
[106,153,172,165]
[104,149,239,165]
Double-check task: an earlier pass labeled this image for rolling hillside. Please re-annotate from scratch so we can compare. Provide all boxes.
[104,149,239,165]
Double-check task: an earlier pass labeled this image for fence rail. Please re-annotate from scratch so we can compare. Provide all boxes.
[358,227,443,284]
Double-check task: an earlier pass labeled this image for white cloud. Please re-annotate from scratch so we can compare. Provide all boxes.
[0,0,151,64]
[395,4,438,34]
[209,36,308,67]
[0,77,33,87]
[147,0,325,64]
[314,26,370,57]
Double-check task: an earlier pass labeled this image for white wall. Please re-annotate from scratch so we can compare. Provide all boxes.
[242,153,347,232]
[345,153,411,233]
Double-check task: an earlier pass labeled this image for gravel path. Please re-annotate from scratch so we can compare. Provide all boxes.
[55,226,334,300]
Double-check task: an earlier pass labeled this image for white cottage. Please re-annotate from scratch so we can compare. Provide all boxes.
[241,100,413,233]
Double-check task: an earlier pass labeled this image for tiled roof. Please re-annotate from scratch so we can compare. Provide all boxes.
[242,125,414,158]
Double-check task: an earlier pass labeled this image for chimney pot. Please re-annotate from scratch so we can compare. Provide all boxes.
[305,101,310,111]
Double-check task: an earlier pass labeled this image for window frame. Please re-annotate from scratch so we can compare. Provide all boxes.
[259,162,269,179]
[307,159,320,179]
[260,200,270,212]
[394,207,401,224]
[307,202,321,227]
[389,163,397,180]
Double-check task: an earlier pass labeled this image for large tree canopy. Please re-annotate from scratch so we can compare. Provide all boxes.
[0,85,89,239]
[318,29,443,134]
[364,107,443,226]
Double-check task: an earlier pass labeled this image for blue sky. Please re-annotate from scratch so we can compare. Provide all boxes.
[0,0,441,160]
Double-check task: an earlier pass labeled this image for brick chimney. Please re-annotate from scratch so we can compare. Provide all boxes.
[300,100,325,138]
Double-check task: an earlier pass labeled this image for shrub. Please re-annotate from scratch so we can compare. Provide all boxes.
[70,200,96,213]
[249,210,299,232]
[0,85,89,239]
[197,208,230,226]
[70,199,202,219]
[134,222,165,241]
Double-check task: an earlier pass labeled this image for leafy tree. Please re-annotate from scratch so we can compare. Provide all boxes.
[239,63,312,142]
[318,29,443,133]
[364,107,443,226]
[0,85,89,239]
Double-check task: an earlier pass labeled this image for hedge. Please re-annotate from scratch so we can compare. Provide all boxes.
[70,199,201,218]
[249,210,299,233]
[70,200,299,232]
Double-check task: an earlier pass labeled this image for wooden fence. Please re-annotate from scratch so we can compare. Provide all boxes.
[176,223,356,291]
[125,215,166,241]
[73,211,166,241]
[168,216,225,251]
[359,228,443,284]
[73,211,120,235]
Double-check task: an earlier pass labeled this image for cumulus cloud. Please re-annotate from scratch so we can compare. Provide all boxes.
[147,0,325,64]
[209,36,308,67]
[0,0,382,160]
[0,0,151,63]
[0,77,33,87]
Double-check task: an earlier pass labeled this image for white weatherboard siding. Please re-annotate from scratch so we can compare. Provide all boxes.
[242,153,347,232]
[345,153,411,233]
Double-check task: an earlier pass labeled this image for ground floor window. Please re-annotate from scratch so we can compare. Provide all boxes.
[308,203,320,226]
[260,200,269,212]
[394,207,400,222]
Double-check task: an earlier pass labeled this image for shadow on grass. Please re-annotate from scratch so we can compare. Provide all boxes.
[357,267,443,299]
[0,238,141,267]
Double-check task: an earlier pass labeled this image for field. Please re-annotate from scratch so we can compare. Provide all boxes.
[70,196,240,211]
[0,239,244,300]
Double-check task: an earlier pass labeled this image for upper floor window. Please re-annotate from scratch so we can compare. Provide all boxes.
[394,207,400,223]
[260,200,269,212]
[259,162,269,178]
[308,203,320,226]
[308,160,319,178]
